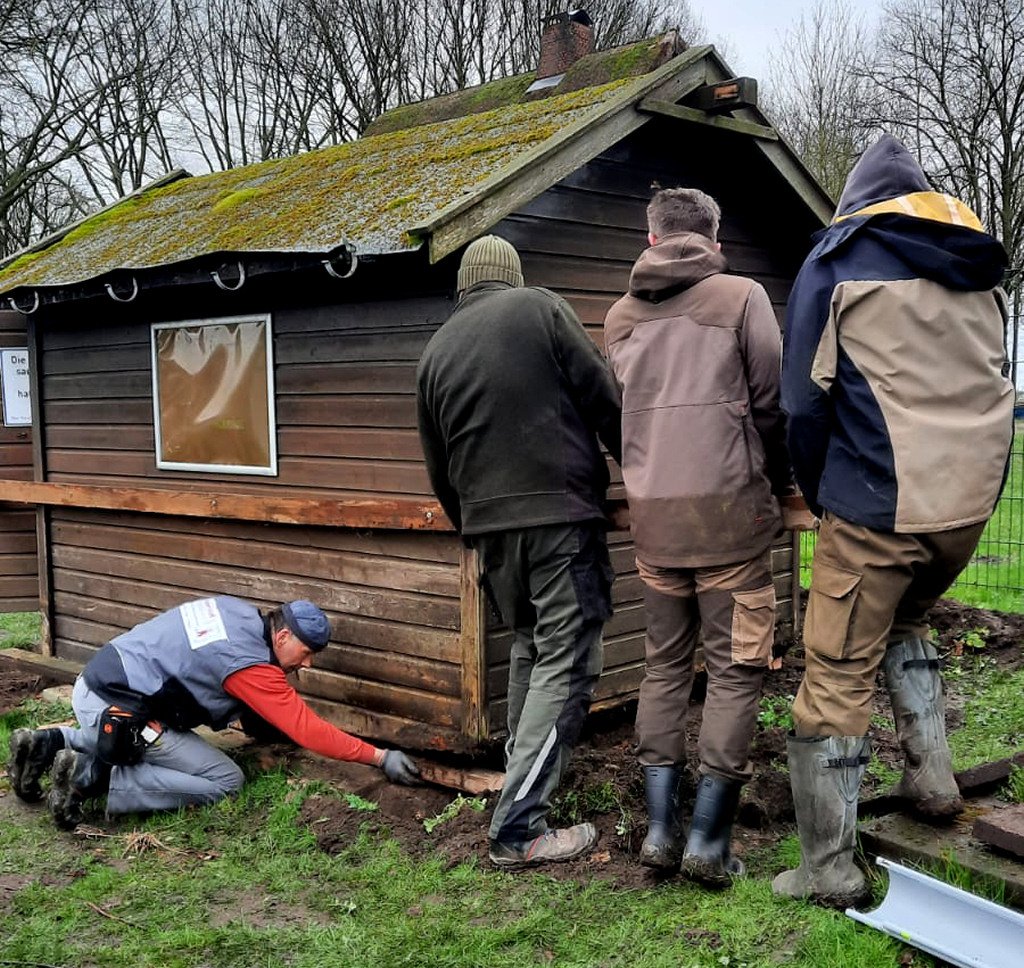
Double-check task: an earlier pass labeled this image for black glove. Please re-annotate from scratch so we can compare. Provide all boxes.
[380,749,420,785]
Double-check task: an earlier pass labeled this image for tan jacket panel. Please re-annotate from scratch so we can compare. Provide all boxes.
[814,278,1014,531]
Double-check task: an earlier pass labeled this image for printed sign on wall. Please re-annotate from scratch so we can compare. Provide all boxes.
[0,348,31,426]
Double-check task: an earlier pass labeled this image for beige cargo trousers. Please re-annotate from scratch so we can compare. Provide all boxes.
[635,549,776,782]
[794,512,985,737]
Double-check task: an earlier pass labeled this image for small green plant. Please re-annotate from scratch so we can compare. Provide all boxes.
[423,794,486,833]
[343,792,379,812]
[757,695,794,731]
[1004,765,1024,804]
[958,627,988,652]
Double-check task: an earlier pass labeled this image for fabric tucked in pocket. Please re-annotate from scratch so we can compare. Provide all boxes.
[803,561,862,660]
[730,584,776,665]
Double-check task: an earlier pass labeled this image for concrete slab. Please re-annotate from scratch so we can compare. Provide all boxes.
[859,798,1024,910]
[975,804,1024,859]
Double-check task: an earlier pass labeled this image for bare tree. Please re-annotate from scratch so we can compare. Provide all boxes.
[764,0,879,199]
[871,0,1024,294]
[0,0,105,255]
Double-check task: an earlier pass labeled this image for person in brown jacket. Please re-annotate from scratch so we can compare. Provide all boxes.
[604,188,794,886]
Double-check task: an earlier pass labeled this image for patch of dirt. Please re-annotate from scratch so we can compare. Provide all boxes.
[0,672,42,717]
[295,596,1024,886]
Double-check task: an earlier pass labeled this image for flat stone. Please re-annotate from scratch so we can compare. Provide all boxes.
[975,804,1024,859]
[859,798,1024,910]
[41,685,73,703]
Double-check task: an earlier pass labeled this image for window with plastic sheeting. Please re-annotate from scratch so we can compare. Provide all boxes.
[151,315,277,475]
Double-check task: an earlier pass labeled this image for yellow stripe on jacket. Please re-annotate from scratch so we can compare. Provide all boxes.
[833,191,983,231]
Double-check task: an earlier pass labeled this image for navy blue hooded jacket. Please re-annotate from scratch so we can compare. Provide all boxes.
[781,135,1013,533]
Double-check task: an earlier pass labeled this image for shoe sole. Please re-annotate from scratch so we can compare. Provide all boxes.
[8,729,43,803]
[48,751,81,830]
[680,856,732,889]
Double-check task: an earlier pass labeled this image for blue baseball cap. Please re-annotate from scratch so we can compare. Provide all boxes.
[281,600,331,651]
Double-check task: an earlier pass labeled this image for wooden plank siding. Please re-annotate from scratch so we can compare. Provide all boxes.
[47,506,473,749]
[0,310,38,611]
[481,125,804,735]
[38,295,451,499]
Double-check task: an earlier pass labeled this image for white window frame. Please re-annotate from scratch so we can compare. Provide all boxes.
[151,313,278,476]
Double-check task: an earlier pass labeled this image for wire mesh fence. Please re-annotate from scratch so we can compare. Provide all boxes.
[798,425,1024,614]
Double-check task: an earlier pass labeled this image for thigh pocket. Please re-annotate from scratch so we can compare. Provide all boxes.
[730,584,776,666]
[569,525,614,623]
[804,561,862,660]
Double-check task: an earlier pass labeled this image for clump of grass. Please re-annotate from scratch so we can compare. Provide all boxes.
[1003,765,1024,803]
[423,795,486,833]
[758,695,794,731]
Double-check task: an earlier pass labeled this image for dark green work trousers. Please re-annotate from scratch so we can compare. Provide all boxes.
[475,521,612,845]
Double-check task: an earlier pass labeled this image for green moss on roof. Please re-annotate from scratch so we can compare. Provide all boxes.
[0,78,637,294]
[365,32,684,138]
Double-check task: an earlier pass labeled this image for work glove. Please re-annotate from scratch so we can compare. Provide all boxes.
[380,749,421,785]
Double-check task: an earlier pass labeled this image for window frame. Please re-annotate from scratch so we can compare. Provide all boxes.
[150,313,278,476]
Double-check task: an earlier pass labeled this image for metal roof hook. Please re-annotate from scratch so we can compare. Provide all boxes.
[105,276,138,303]
[211,261,246,292]
[322,246,358,280]
[8,290,39,314]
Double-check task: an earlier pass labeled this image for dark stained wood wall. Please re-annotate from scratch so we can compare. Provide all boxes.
[35,293,477,749]
[0,310,38,611]
[483,122,813,728]
[41,296,450,498]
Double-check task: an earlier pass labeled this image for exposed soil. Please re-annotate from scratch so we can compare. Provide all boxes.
[0,672,42,718]
[297,598,1024,887]
[3,599,1022,889]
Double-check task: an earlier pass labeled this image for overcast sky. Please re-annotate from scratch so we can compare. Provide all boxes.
[698,0,884,82]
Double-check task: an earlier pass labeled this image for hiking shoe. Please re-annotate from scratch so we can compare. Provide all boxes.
[48,749,85,830]
[489,822,597,868]
[8,728,64,803]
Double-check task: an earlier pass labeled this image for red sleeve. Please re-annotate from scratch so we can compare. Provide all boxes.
[224,664,383,766]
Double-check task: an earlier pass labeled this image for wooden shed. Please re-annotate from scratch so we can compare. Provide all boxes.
[0,32,830,752]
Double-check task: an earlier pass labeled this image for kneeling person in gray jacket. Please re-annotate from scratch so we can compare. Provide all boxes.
[9,596,419,828]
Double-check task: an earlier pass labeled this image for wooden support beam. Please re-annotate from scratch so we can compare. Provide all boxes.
[417,760,504,795]
[0,479,452,532]
[637,98,779,140]
[458,545,488,741]
[27,316,51,654]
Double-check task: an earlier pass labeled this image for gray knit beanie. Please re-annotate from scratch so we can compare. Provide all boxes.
[457,235,524,292]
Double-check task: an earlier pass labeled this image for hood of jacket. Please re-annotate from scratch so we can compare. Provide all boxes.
[627,231,727,302]
[815,135,1007,292]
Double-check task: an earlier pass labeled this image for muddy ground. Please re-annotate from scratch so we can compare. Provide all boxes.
[296,598,1024,888]
[3,599,1022,889]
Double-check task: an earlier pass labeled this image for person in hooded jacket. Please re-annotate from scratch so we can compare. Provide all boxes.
[8,597,421,829]
[604,188,795,886]
[773,135,1014,908]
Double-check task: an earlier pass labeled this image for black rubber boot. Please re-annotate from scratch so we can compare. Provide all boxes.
[639,765,684,871]
[680,773,744,888]
[48,749,110,830]
[8,728,65,803]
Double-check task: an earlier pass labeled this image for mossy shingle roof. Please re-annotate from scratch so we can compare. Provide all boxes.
[0,35,688,296]
[0,78,639,295]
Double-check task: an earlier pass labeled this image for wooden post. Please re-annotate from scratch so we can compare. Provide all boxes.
[26,316,53,656]
[458,544,488,741]
[791,528,803,640]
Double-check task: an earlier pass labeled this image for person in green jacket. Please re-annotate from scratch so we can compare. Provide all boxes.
[416,235,622,868]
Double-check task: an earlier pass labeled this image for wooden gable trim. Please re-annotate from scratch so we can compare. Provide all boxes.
[699,51,834,226]
[0,479,453,532]
[414,46,713,263]
[637,98,779,141]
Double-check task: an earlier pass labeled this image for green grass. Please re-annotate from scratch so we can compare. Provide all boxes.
[0,610,41,649]
[0,700,932,968]
[946,659,1024,769]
